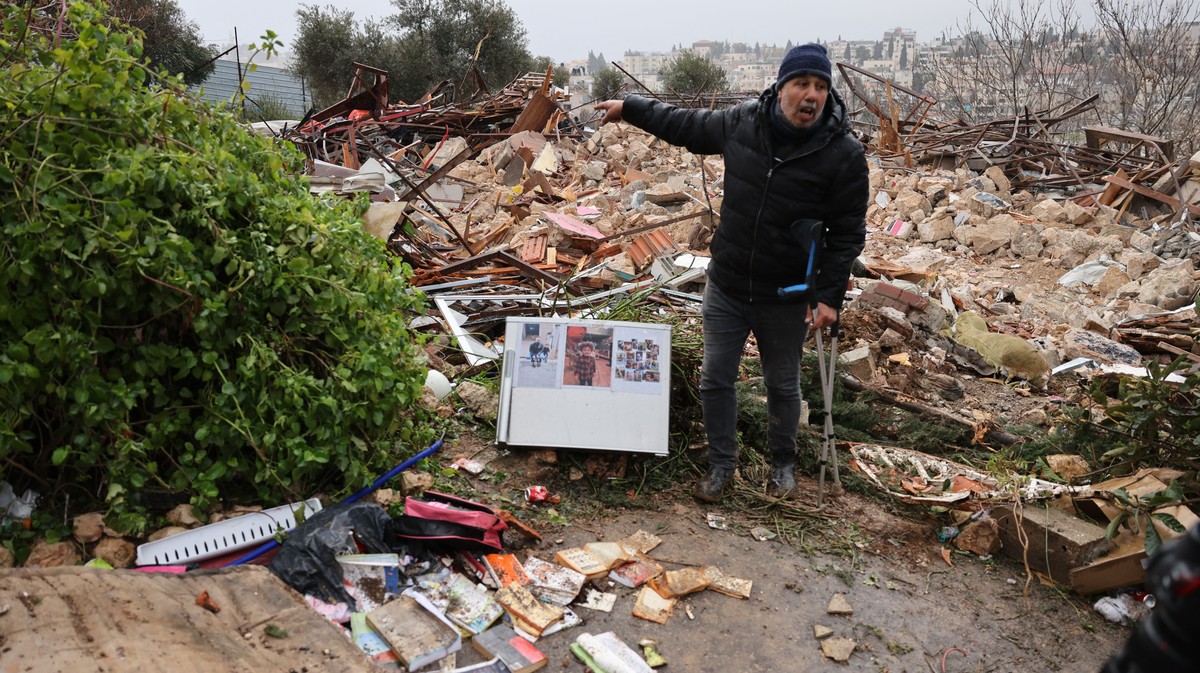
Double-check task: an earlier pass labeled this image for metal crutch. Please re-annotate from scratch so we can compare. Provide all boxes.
[814,320,841,508]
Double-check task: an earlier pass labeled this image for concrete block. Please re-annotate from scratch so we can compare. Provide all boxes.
[994,505,1111,584]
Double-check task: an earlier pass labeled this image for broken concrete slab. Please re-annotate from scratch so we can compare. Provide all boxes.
[0,565,374,672]
[813,624,834,639]
[1061,328,1142,366]
[994,505,1112,584]
[1136,259,1197,309]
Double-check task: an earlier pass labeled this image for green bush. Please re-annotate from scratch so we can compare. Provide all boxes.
[0,2,431,531]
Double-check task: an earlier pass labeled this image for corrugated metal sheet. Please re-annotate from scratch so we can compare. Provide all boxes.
[189,60,312,117]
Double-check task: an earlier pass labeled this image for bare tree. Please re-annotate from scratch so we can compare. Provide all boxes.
[926,0,1095,122]
[1094,0,1200,156]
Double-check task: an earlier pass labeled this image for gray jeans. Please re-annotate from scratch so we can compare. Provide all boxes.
[700,281,810,471]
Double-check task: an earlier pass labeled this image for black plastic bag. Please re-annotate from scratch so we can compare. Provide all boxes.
[267,501,395,605]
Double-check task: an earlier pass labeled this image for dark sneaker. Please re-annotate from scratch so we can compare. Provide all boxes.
[767,464,797,499]
[693,467,734,503]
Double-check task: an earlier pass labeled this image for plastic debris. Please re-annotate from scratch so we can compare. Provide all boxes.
[1094,594,1152,624]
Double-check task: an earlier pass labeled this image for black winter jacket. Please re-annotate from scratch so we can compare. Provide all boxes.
[622,86,868,308]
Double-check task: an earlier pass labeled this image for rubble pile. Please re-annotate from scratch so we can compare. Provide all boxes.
[286,65,1199,441]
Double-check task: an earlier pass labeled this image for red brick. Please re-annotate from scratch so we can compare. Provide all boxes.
[897,290,928,309]
[875,282,904,299]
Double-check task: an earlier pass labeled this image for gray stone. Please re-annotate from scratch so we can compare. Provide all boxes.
[908,297,950,333]
[968,191,1010,218]
[1121,252,1162,280]
[166,504,201,527]
[581,161,607,182]
[1010,224,1046,259]
[892,189,932,221]
[456,380,499,422]
[1062,328,1143,365]
[1031,198,1067,223]
[1137,259,1197,309]
[821,637,857,663]
[1096,266,1132,297]
[147,526,188,543]
[953,221,1014,256]
[827,593,854,615]
[1043,229,1099,267]
[94,537,136,569]
[984,165,1012,194]
[73,512,105,544]
[917,216,956,243]
[1062,200,1093,225]
[839,346,878,384]
[25,541,81,568]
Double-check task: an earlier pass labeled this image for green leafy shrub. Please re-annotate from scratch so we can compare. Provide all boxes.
[0,2,432,530]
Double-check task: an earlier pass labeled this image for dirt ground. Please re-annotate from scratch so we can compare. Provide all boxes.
[440,439,1129,673]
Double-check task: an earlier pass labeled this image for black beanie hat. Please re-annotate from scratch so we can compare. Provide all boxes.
[777,43,832,87]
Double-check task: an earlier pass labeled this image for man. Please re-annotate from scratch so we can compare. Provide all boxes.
[595,43,868,502]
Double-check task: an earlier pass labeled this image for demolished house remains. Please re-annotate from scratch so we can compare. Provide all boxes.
[8,54,1199,671]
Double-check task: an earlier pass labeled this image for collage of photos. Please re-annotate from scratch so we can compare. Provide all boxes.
[510,320,667,395]
[611,328,665,395]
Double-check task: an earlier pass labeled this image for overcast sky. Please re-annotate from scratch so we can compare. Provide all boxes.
[177,0,1098,62]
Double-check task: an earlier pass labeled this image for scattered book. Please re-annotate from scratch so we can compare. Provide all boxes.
[366,593,461,671]
[523,557,585,605]
[620,530,662,555]
[577,588,617,613]
[513,606,580,642]
[348,612,400,667]
[494,583,564,636]
[484,553,531,588]
[443,572,504,635]
[553,547,607,581]
[337,553,402,612]
[581,541,633,570]
[632,585,675,624]
[608,555,662,589]
[450,658,513,673]
[702,566,753,599]
[648,567,711,599]
[575,632,655,673]
[473,624,547,673]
